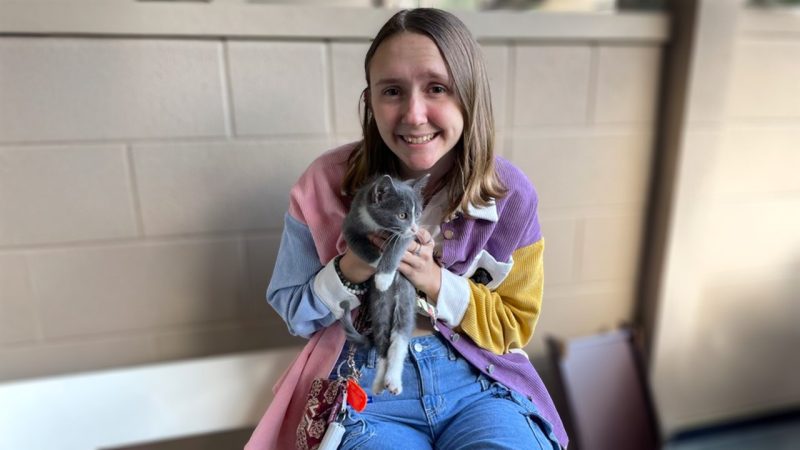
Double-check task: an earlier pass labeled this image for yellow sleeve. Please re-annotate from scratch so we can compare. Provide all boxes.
[457,239,544,354]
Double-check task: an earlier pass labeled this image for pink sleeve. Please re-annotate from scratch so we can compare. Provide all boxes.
[287,144,354,265]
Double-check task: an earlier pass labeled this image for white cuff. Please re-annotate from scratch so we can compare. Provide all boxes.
[435,269,470,327]
[312,258,361,319]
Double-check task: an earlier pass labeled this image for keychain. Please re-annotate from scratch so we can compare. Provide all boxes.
[318,331,369,450]
[317,376,367,450]
[317,377,349,450]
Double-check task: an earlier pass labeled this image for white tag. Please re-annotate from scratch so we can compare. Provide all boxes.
[318,421,346,450]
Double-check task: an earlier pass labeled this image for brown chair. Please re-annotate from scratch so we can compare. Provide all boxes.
[547,328,661,450]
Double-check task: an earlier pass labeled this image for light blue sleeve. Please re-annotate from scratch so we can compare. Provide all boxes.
[267,214,359,338]
[267,214,336,337]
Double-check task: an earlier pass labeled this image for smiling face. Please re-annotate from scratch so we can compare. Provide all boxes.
[368,32,464,181]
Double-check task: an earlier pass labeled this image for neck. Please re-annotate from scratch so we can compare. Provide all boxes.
[399,152,455,203]
[422,176,447,205]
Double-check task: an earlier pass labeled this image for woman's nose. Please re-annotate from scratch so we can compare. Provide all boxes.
[402,94,427,126]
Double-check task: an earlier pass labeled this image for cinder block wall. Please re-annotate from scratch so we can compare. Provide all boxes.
[649,2,800,434]
[0,6,667,381]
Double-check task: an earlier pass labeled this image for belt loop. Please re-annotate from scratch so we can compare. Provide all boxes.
[446,340,457,361]
[480,375,489,391]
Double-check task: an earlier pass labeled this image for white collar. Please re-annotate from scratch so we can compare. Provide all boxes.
[428,189,498,223]
[462,200,498,222]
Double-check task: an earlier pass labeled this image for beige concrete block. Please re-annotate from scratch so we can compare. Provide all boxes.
[703,199,800,275]
[331,42,370,135]
[28,239,244,339]
[683,272,800,421]
[494,132,509,158]
[513,45,591,126]
[153,320,303,361]
[713,127,800,197]
[480,44,509,130]
[0,145,137,246]
[594,45,661,124]
[728,40,800,119]
[228,41,329,136]
[539,217,578,285]
[0,254,38,344]
[581,214,644,281]
[681,0,739,124]
[510,132,653,207]
[243,234,282,315]
[133,139,328,235]
[0,38,226,142]
[530,284,635,354]
[0,335,156,381]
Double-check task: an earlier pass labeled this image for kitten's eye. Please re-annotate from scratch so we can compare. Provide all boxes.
[397,212,407,219]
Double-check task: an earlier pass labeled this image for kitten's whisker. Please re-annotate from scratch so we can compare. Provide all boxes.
[381,234,401,251]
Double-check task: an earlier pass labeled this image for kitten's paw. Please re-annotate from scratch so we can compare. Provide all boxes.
[371,377,386,395]
[385,375,403,395]
[374,272,395,292]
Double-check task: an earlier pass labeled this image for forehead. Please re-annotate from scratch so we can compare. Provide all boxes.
[369,32,450,83]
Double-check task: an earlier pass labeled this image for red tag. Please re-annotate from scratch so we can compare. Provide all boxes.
[346,378,367,412]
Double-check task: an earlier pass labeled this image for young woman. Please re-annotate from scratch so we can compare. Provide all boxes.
[247,8,568,449]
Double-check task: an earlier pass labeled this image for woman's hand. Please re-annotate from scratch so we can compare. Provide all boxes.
[398,229,441,303]
[338,250,377,285]
[358,229,441,302]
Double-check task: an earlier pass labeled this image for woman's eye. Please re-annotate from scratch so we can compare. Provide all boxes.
[431,85,447,94]
[397,212,407,219]
[383,87,400,96]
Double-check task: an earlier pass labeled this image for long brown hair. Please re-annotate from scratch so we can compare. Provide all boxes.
[341,8,506,218]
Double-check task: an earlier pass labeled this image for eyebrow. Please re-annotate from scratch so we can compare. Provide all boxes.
[373,71,450,87]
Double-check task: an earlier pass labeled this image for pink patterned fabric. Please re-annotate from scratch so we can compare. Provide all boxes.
[246,325,346,450]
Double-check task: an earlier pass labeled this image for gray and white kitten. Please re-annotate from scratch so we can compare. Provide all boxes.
[339,174,428,395]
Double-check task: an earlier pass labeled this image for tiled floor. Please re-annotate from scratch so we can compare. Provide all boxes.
[665,413,800,450]
[107,413,800,450]
[105,428,251,450]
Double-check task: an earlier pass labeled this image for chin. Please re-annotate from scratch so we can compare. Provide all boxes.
[404,158,438,172]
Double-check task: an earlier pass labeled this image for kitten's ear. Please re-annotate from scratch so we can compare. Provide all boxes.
[412,174,431,197]
[372,175,395,203]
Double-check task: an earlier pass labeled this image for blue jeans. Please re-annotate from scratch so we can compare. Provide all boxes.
[329,334,561,449]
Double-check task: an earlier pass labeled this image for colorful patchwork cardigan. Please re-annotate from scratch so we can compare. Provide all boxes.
[246,143,568,449]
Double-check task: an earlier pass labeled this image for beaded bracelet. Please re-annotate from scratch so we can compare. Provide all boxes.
[334,254,369,296]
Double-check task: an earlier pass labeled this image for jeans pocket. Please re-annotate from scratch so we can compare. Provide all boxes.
[523,412,561,450]
[490,383,560,449]
[339,409,375,450]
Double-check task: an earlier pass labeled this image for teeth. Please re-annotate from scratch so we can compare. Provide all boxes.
[402,133,436,144]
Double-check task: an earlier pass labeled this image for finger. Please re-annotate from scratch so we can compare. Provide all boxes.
[369,234,384,247]
[398,260,413,276]
[416,228,432,245]
[399,253,419,269]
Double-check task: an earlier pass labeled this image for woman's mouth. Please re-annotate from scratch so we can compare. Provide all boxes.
[400,132,438,145]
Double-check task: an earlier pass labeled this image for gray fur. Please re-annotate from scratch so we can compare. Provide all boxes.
[339,174,428,395]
